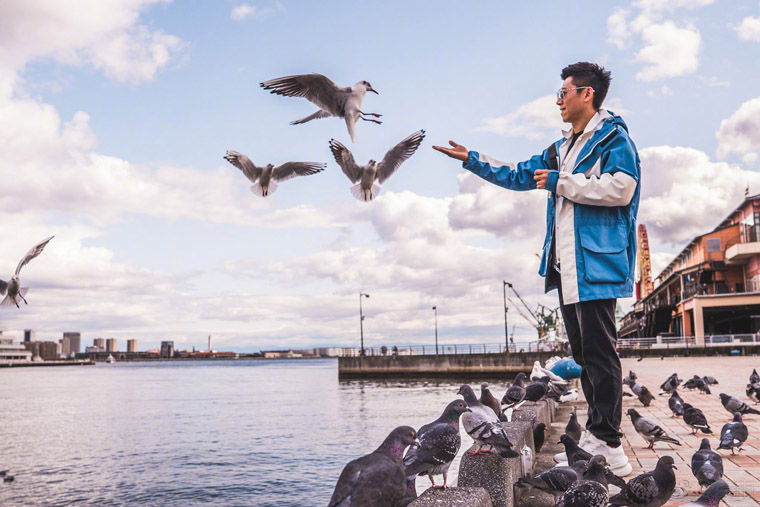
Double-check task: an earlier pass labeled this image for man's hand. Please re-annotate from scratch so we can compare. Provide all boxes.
[534,169,550,190]
[432,140,469,162]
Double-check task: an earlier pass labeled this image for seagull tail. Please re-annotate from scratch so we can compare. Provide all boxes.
[0,295,16,307]
[250,181,277,197]
[19,287,28,297]
[350,183,380,202]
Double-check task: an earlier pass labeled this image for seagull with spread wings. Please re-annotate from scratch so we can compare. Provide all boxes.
[1,236,54,308]
[329,130,425,202]
[224,151,325,197]
[260,73,381,143]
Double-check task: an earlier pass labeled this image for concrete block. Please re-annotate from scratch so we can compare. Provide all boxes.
[409,487,493,506]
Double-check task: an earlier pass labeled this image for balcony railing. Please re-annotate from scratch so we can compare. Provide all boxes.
[617,334,760,349]
[341,341,566,357]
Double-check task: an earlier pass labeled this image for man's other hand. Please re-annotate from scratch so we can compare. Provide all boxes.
[534,169,550,189]
[432,140,469,162]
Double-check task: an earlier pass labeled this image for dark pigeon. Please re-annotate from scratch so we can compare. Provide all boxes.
[0,470,7,477]
[608,455,677,507]
[479,382,503,419]
[533,422,547,452]
[558,434,592,466]
[624,370,637,384]
[458,385,519,458]
[638,386,655,407]
[566,411,582,443]
[557,455,609,507]
[516,461,586,503]
[501,373,527,408]
[524,376,551,403]
[403,400,470,488]
[702,375,718,385]
[747,382,760,404]
[402,478,417,506]
[668,390,684,418]
[659,373,680,394]
[691,438,723,489]
[719,393,760,418]
[681,480,731,507]
[3,476,13,483]
[695,378,711,395]
[328,426,419,507]
[683,377,699,390]
[627,409,680,450]
[718,412,748,455]
[683,403,712,435]
[751,368,760,385]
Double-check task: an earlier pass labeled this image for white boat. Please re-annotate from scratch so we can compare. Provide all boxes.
[106,354,115,364]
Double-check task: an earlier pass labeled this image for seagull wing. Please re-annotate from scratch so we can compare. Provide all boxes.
[329,139,362,183]
[224,150,263,183]
[260,73,348,117]
[0,279,7,294]
[272,162,326,182]
[15,236,54,277]
[377,130,426,184]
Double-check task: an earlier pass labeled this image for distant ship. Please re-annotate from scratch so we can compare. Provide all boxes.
[106,354,115,364]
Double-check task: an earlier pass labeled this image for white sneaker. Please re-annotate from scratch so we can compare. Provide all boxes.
[553,430,591,463]
[582,433,632,477]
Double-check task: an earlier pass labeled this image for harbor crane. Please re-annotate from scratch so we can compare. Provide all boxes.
[504,281,560,340]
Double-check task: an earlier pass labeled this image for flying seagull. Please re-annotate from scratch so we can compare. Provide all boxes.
[1,236,54,308]
[223,151,325,197]
[329,130,425,202]
[260,73,381,143]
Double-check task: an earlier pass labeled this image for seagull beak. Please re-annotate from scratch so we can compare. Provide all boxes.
[368,86,379,94]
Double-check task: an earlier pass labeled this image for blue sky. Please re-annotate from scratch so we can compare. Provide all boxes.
[2,0,760,352]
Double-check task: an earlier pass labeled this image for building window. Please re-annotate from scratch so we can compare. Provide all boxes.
[706,238,721,252]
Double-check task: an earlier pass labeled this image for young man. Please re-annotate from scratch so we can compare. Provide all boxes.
[433,62,640,477]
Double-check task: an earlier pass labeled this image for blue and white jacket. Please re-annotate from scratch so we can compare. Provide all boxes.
[463,110,640,304]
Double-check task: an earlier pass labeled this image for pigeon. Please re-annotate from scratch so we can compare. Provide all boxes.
[403,399,470,488]
[501,372,527,408]
[679,480,731,507]
[479,382,502,419]
[223,151,324,197]
[747,382,760,404]
[329,131,425,202]
[533,422,547,452]
[659,373,680,394]
[608,455,677,507]
[624,371,638,384]
[566,411,583,443]
[524,376,551,403]
[531,360,567,384]
[683,377,699,390]
[691,438,723,489]
[558,434,592,466]
[0,470,7,477]
[3,476,13,483]
[559,388,579,403]
[751,368,760,385]
[668,390,684,418]
[328,426,419,507]
[627,380,643,396]
[402,478,417,506]
[260,73,381,143]
[702,375,719,385]
[457,385,519,458]
[516,461,588,504]
[638,386,655,407]
[719,393,760,418]
[1,236,54,308]
[695,378,711,395]
[557,455,609,507]
[683,403,712,435]
[718,412,748,455]
[626,409,681,450]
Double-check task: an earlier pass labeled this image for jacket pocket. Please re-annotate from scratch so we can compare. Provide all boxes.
[578,224,629,283]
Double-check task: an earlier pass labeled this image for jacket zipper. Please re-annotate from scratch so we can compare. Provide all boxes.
[572,129,616,173]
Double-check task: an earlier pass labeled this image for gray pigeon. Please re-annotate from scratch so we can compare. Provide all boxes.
[557,455,609,507]
[626,409,680,450]
[524,376,551,403]
[638,386,655,407]
[260,73,380,143]
[751,368,760,385]
[329,131,425,201]
[479,382,503,419]
[718,412,748,455]
[608,455,677,507]
[558,433,592,466]
[328,426,419,507]
[516,461,587,504]
[683,377,699,390]
[566,411,582,443]
[695,378,711,395]
[719,393,760,418]
[691,438,723,489]
[457,385,519,458]
[747,382,760,404]
[680,480,731,507]
[683,403,712,435]
[668,390,684,418]
[624,371,637,384]
[1,236,54,308]
[501,372,527,408]
[403,400,470,488]
[224,151,325,197]
[659,373,680,394]
[702,375,719,385]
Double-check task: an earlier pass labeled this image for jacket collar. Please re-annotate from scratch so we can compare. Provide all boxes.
[562,109,611,139]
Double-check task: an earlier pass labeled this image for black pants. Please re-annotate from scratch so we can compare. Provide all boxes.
[557,278,623,447]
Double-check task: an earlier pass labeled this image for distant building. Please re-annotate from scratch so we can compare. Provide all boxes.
[262,349,303,359]
[127,339,137,353]
[24,341,58,361]
[60,337,71,357]
[0,331,32,363]
[63,332,81,354]
[313,347,347,357]
[85,345,105,353]
[106,338,117,352]
[23,329,35,342]
[161,341,174,358]
[93,338,105,348]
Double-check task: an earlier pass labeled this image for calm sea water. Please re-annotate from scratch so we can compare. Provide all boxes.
[0,359,482,506]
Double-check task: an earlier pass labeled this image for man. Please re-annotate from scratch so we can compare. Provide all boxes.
[433,62,640,477]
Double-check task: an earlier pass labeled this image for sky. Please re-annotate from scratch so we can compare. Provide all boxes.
[1,0,760,352]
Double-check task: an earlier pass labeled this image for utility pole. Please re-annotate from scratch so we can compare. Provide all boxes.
[432,306,438,355]
[503,281,509,354]
[359,292,370,356]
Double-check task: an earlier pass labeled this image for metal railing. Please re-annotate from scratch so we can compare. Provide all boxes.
[340,341,567,357]
[617,333,760,350]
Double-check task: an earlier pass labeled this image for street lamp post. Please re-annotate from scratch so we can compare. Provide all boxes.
[503,281,509,354]
[359,292,370,356]
[432,306,438,355]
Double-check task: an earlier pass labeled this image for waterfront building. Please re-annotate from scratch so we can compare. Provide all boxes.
[93,337,104,348]
[60,337,71,357]
[23,329,36,342]
[313,347,347,357]
[619,194,760,344]
[263,349,304,359]
[63,332,81,354]
[161,341,174,358]
[24,341,58,361]
[85,345,105,353]
[0,331,32,363]
[127,339,137,353]
[106,338,117,352]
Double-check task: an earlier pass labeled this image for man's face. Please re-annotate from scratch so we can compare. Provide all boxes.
[556,77,591,125]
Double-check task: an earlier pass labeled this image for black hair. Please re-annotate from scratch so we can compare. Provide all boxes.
[561,62,611,110]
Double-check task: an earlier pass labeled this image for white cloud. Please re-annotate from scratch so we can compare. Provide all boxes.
[478,95,564,140]
[607,8,632,49]
[231,4,256,21]
[635,22,701,81]
[716,97,760,158]
[735,14,760,42]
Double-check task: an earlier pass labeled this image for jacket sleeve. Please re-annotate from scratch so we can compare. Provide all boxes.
[462,150,548,191]
[545,133,638,207]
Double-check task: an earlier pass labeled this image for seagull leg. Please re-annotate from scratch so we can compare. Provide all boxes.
[20,295,28,305]
[358,110,382,117]
[359,116,382,124]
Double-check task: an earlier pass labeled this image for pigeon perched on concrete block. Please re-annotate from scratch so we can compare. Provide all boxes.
[501,372,527,409]
[479,382,503,420]
[524,376,551,403]
[608,455,677,507]
[533,422,547,452]
[691,438,723,489]
[680,480,731,507]
[718,412,748,455]
[683,403,712,435]
[557,455,609,507]
[403,400,470,489]
[457,385,518,458]
[516,461,587,504]
[565,411,582,443]
[1,236,54,308]
[719,393,760,418]
[626,409,680,450]
[328,426,419,507]
[668,390,684,418]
